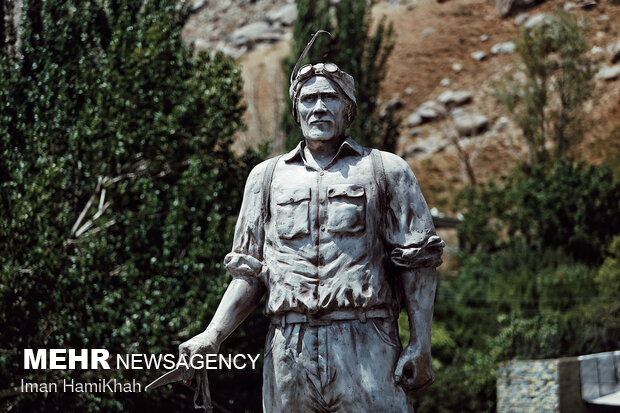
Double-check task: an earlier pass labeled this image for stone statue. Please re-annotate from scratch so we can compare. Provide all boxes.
[178,31,445,412]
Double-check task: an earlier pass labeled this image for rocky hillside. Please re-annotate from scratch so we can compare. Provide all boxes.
[182,0,620,210]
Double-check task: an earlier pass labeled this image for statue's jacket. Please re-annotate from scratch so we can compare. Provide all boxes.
[224,137,445,317]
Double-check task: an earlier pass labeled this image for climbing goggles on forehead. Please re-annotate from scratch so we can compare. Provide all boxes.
[295,62,343,83]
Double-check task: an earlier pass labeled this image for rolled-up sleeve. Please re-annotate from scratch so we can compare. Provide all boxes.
[224,160,268,279]
[381,152,445,269]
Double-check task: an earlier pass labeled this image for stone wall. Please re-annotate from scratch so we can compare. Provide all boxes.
[497,359,560,413]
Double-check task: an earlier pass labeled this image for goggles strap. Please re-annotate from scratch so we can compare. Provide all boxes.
[290,30,332,86]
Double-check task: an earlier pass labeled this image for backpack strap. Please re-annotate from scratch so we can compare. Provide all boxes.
[370,148,404,313]
[370,148,389,221]
[261,155,283,222]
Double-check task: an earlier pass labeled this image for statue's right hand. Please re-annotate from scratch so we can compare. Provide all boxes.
[178,331,220,360]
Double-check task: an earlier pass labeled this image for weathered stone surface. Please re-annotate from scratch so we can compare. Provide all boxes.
[450,107,465,117]
[514,13,530,25]
[266,4,297,26]
[595,65,620,81]
[524,13,551,29]
[492,116,510,132]
[452,111,489,136]
[408,127,423,137]
[496,0,537,18]
[491,41,516,55]
[438,90,473,106]
[495,0,515,17]
[417,101,447,120]
[580,1,597,10]
[230,22,284,46]
[471,51,487,61]
[406,112,423,127]
[564,2,578,11]
[189,0,208,12]
[184,0,296,57]
[497,359,560,413]
[401,133,450,159]
[608,40,620,63]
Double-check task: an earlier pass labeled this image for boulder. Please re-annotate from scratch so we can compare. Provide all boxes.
[190,0,208,12]
[452,63,463,72]
[492,116,510,132]
[408,127,423,137]
[595,65,620,81]
[406,112,423,127]
[438,90,473,106]
[514,13,530,25]
[591,46,604,55]
[266,4,298,26]
[608,40,620,63]
[524,14,551,29]
[230,22,283,46]
[471,51,487,61]
[417,101,447,121]
[450,107,466,117]
[496,0,537,17]
[495,0,514,17]
[452,111,489,136]
[580,1,597,10]
[491,41,516,54]
[564,2,578,11]
[401,133,449,159]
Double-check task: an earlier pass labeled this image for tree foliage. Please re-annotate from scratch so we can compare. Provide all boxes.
[456,159,620,264]
[414,156,620,412]
[493,11,593,164]
[281,0,399,151]
[0,0,264,411]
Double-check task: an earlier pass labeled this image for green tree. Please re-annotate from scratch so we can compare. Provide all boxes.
[416,159,620,413]
[0,0,264,411]
[596,234,620,299]
[281,0,399,151]
[456,159,620,264]
[493,11,593,164]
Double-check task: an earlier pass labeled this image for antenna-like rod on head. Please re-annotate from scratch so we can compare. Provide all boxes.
[290,30,333,86]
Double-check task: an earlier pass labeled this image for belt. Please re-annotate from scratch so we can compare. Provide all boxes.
[271,308,392,327]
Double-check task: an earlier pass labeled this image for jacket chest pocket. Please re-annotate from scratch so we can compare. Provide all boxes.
[274,187,311,239]
[326,184,366,233]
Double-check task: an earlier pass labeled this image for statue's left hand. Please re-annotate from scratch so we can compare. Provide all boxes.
[393,345,434,391]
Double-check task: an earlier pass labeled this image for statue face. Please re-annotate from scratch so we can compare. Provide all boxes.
[297,76,348,143]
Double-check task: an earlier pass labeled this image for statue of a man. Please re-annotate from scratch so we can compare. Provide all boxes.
[179,33,445,412]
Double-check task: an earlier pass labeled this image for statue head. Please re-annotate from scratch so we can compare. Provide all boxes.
[289,32,357,141]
